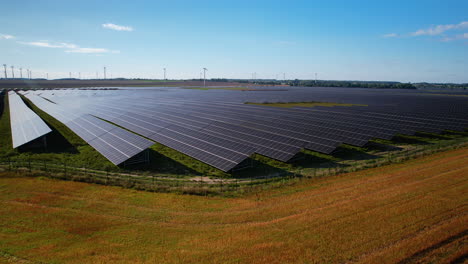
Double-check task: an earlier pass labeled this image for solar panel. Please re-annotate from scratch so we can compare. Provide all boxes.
[149,132,243,172]
[23,93,154,165]
[87,128,153,165]
[8,91,52,148]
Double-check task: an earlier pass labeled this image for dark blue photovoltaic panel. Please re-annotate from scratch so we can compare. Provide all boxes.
[23,93,153,165]
[8,91,52,148]
[148,132,241,172]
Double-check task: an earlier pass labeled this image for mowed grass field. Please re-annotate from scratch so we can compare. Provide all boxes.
[0,147,467,264]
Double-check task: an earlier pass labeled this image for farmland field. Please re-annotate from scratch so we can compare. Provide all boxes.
[1,147,467,263]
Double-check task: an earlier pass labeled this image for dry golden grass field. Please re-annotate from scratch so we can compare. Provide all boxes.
[0,147,467,264]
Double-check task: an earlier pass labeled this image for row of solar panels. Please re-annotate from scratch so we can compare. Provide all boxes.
[20,92,154,165]
[33,90,467,171]
[8,91,52,148]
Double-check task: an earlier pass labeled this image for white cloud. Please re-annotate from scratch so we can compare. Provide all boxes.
[0,34,15,39]
[60,42,79,49]
[102,23,133,31]
[411,21,468,36]
[441,32,468,42]
[65,48,109,53]
[382,33,398,38]
[19,41,77,48]
[65,47,120,54]
[19,40,118,54]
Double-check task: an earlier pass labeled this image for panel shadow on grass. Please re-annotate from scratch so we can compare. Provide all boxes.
[291,151,343,169]
[230,156,293,179]
[331,145,380,161]
[0,91,4,118]
[442,130,468,137]
[122,148,200,176]
[415,131,458,140]
[390,134,432,145]
[18,126,78,154]
[365,141,403,152]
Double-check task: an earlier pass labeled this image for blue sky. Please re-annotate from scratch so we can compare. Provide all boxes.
[1,0,467,83]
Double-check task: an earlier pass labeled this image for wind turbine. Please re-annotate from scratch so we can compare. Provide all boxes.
[11,66,14,78]
[163,68,166,80]
[103,66,107,79]
[203,68,208,88]
[19,68,22,79]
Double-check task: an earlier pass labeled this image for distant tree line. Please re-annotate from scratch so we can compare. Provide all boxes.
[413,82,468,90]
[233,79,467,90]
[286,80,417,89]
[230,79,417,89]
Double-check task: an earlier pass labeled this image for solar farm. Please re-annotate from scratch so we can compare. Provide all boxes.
[1,86,468,263]
[2,86,466,180]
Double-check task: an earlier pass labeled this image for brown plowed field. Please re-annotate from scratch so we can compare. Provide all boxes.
[0,147,467,263]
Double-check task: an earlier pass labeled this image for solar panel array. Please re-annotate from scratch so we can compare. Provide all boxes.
[21,92,154,165]
[20,86,468,172]
[8,91,52,148]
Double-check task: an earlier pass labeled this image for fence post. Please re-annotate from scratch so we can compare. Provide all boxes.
[8,157,11,171]
[28,159,31,173]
